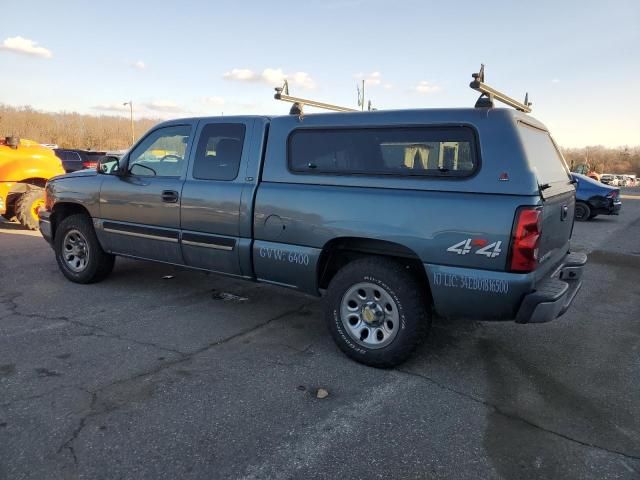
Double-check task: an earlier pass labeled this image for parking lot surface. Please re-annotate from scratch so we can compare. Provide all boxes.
[1,189,639,479]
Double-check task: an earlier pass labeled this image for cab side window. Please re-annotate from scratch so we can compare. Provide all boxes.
[128,125,191,177]
[192,123,246,181]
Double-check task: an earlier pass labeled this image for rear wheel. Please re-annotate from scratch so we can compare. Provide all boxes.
[15,188,45,230]
[54,214,115,283]
[324,257,430,368]
[574,201,591,221]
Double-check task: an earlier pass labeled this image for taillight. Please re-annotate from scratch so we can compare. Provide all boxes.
[82,161,97,169]
[606,190,619,199]
[509,207,542,272]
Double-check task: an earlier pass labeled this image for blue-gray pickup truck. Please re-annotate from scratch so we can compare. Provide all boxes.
[39,107,586,367]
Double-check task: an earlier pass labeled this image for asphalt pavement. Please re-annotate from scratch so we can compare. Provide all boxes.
[1,189,639,479]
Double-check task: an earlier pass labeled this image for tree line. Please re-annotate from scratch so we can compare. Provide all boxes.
[0,104,160,151]
[562,146,640,175]
[1,103,638,174]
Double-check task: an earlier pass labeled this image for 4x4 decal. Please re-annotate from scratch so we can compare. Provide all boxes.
[447,239,503,258]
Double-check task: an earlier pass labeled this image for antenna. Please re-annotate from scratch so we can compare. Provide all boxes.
[470,64,532,113]
[274,81,358,113]
[357,78,375,111]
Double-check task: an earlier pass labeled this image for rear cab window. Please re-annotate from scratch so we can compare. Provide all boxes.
[288,126,478,177]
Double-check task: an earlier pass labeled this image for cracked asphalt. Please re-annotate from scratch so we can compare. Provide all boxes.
[1,190,639,480]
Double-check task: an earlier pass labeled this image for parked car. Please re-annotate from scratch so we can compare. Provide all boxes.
[571,173,622,221]
[54,149,106,173]
[624,175,638,187]
[615,175,626,186]
[39,104,586,367]
[600,174,619,186]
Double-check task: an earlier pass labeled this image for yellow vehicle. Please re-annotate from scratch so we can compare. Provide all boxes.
[0,136,65,229]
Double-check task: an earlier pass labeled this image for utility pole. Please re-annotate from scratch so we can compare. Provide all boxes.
[357,79,366,111]
[123,101,135,145]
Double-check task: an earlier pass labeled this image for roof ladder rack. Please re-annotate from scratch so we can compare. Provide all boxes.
[470,64,532,113]
[274,80,358,114]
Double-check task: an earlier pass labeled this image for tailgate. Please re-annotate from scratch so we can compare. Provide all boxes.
[518,122,576,270]
[538,187,575,266]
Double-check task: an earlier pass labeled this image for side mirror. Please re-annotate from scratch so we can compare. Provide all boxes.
[97,155,123,175]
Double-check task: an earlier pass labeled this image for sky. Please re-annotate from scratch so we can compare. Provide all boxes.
[0,0,638,147]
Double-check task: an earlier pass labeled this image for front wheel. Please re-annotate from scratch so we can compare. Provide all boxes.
[574,202,592,221]
[324,257,430,368]
[54,214,115,283]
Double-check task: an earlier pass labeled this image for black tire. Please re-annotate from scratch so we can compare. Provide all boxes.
[324,257,430,368]
[1,192,20,221]
[54,214,115,283]
[15,188,44,230]
[574,202,591,221]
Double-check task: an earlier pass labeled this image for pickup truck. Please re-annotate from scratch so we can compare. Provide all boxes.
[39,108,586,367]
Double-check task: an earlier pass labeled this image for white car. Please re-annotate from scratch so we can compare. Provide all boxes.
[601,174,619,186]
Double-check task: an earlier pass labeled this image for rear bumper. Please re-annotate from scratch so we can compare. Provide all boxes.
[515,251,587,324]
[590,197,621,216]
[610,200,622,215]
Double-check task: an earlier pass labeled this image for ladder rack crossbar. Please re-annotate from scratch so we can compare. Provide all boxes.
[470,80,532,113]
[469,65,532,113]
[274,92,358,113]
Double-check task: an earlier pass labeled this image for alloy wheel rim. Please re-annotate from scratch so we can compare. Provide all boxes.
[340,281,399,349]
[62,229,90,272]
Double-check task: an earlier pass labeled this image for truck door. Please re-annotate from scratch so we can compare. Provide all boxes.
[97,123,195,264]
[179,119,254,276]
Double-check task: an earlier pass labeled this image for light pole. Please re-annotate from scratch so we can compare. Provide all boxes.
[123,101,135,145]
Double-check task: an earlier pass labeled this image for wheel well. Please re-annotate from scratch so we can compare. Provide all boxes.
[4,179,48,213]
[9,178,48,191]
[51,203,91,240]
[317,237,432,298]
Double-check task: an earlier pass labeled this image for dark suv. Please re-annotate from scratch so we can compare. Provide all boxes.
[54,149,106,173]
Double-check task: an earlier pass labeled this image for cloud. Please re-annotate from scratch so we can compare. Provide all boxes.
[0,36,52,58]
[287,71,316,89]
[223,67,316,89]
[131,60,146,70]
[383,83,393,90]
[91,103,129,112]
[261,67,287,86]
[551,78,560,83]
[414,81,441,94]
[354,71,382,86]
[202,96,225,107]
[223,68,257,81]
[143,100,182,113]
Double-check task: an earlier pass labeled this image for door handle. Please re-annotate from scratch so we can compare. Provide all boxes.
[161,190,179,203]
